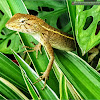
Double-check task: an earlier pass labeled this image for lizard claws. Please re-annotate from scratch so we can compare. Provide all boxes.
[33,71,49,90]
[33,76,43,84]
[41,78,47,90]
[22,43,42,58]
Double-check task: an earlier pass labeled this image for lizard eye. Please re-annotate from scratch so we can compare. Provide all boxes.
[19,19,25,23]
[21,20,25,23]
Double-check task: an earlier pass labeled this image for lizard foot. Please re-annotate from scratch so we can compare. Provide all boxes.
[33,71,49,90]
[23,43,42,58]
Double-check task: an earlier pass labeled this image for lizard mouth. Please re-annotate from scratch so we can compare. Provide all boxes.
[5,23,13,30]
[5,24,19,32]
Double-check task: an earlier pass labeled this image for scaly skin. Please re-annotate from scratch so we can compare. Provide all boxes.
[6,13,75,89]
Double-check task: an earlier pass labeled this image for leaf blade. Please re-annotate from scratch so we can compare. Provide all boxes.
[55,50,100,99]
[12,50,59,100]
[0,77,28,99]
[20,67,39,99]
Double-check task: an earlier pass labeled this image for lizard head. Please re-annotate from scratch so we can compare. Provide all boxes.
[6,13,40,33]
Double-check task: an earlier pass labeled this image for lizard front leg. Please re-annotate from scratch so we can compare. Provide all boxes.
[23,42,42,58]
[33,41,54,90]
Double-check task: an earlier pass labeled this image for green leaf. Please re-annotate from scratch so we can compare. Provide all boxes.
[75,1,100,54]
[60,72,68,100]
[0,0,28,54]
[66,0,76,31]
[0,32,24,54]
[24,0,66,11]
[0,51,59,99]
[0,52,31,98]
[0,15,9,32]
[0,77,28,99]
[6,0,28,14]
[0,94,7,100]
[12,50,59,100]
[55,50,100,99]
[38,8,67,29]
[0,0,12,32]
[24,0,69,32]
[0,0,12,18]
[20,66,39,99]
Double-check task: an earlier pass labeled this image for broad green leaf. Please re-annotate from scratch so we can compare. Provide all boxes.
[66,0,85,59]
[23,0,66,11]
[0,77,28,99]
[12,50,59,100]
[20,66,39,99]
[38,8,67,29]
[55,50,100,99]
[0,32,24,54]
[23,0,70,32]
[75,0,100,54]
[0,0,12,54]
[0,15,10,32]
[0,0,28,54]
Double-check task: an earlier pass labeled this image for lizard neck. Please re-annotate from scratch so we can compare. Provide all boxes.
[32,32,42,44]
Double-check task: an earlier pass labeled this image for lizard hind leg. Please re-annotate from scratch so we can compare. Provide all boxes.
[33,41,54,90]
[23,42,42,58]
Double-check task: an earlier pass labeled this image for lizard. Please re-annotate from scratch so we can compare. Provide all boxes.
[6,13,75,89]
